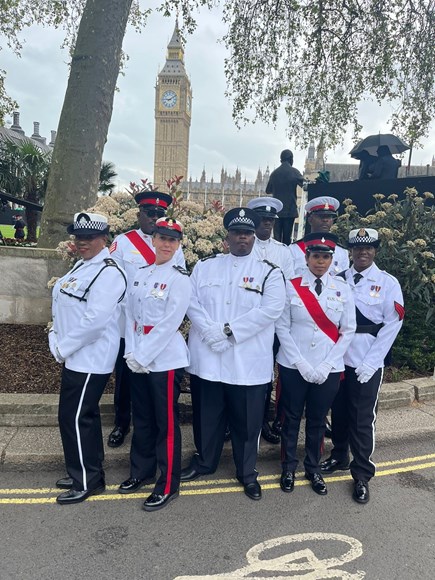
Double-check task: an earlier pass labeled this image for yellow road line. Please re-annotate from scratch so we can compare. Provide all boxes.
[2,452,435,495]
[0,460,434,505]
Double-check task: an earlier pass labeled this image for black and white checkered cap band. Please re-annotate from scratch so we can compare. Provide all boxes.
[349,233,378,245]
[228,216,256,229]
[73,219,107,231]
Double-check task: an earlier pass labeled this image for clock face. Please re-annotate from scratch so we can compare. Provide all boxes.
[162,90,177,108]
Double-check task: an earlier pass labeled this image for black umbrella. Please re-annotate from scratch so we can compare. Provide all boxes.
[349,134,410,158]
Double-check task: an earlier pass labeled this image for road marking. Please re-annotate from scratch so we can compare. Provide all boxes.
[1,455,434,505]
[174,532,366,579]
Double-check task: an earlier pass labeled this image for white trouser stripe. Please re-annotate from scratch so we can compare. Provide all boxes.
[368,368,384,472]
[75,373,91,491]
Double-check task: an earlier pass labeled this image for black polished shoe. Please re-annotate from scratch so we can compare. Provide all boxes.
[261,422,281,444]
[280,471,296,493]
[107,426,130,448]
[56,476,73,489]
[244,481,262,501]
[142,490,179,512]
[224,427,231,442]
[180,466,205,482]
[353,480,370,504]
[305,472,327,496]
[56,485,105,505]
[320,456,350,474]
[118,477,155,494]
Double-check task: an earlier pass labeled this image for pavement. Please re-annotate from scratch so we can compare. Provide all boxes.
[0,375,434,472]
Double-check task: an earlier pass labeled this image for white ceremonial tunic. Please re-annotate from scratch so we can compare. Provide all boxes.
[343,263,404,369]
[276,270,356,372]
[51,248,126,374]
[187,253,286,385]
[109,228,185,336]
[252,235,295,279]
[125,259,191,372]
[289,241,349,277]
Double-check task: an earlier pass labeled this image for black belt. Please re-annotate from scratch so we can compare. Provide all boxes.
[355,323,383,337]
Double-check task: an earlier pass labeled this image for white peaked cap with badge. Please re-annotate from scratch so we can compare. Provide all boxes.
[348,227,380,248]
[247,196,283,217]
[305,196,340,215]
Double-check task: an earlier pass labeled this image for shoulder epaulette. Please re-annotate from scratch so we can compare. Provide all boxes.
[104,258,118,267]
[201,254,218,262]
[335,269,348,281]
[263,259,279,269]
[173,265,190,276]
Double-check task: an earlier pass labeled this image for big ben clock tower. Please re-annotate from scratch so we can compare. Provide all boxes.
[154,23,192,189]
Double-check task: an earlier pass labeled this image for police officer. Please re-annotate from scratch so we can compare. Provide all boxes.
[289,196,349,277]
[118,217,191,511]
[49,212,127,504]
[275,232,356,496]
[181,207,286,500]
[247,196,294,444]
[107,191,185,448]
[320,228,404,504]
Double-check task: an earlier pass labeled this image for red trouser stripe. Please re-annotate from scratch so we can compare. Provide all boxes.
[164,369,175,495]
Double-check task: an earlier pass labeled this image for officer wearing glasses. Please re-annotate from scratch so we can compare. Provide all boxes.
[107,191,185,449]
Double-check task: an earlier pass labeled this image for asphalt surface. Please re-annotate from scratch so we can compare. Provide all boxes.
[1,434,435,580]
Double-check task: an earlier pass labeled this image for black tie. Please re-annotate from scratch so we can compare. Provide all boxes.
[353,273,363,285]
[315,278,322,296]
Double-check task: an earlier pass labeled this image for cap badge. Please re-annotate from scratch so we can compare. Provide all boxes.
[239,209,245,217]
[168,219,174,226]
[324,203,330,210]
[266,206,271,212]
[321,237,326,243]
[358,228,366,236]
[78,215,89,224]
[156,198,160,205]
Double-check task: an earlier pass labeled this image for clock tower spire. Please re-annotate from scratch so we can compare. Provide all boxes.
[153,21,192,189]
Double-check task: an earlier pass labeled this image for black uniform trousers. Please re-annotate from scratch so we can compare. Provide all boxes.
[190,375,267,483]
[58,367,109,491]
[330,366,383,482]
[129,368,182,495]
[263,334,281,424]
[274,217,295,245]
[113,338,131,431]
[279,365,341,473]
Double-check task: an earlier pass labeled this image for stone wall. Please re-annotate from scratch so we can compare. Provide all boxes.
[0,247,69,325]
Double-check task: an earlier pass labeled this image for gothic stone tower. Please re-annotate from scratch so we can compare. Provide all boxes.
[153,23,192,189]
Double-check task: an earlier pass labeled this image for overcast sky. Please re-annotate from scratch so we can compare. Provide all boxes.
[1,3,434,190]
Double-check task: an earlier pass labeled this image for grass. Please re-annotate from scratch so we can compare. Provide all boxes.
[0,225,24,238]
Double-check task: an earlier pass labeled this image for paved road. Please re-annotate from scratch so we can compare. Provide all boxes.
[2,435,435,580]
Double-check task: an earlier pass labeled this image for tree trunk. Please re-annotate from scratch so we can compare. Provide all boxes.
[38,0,133,248]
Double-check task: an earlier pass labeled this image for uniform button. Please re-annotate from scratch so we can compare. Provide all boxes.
[311,342,316,347]
[314,327,318,332]
[226,301,231,304]
[229,281,232,285]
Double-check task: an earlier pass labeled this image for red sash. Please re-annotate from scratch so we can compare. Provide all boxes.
[290,277,339,343]
[296,240,306,253]
[125,231,156,265]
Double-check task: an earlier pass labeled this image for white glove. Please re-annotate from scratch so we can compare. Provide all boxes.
[295,359,317,383]
[312,362,333,385]
[124,352,149,374]
[355,363,377,383]
[202,323,227,346]
[48,331,64,364]
[210,339,233,353]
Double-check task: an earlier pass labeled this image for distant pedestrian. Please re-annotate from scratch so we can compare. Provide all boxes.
[13,215,25,239]
[369,146,401,179]
[266,149,304,245]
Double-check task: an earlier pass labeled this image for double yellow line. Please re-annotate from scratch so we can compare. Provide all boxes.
[1,452,434,505]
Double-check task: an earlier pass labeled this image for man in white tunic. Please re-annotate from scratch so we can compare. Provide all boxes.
[247,196,294,444]
[181,207,286,501]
